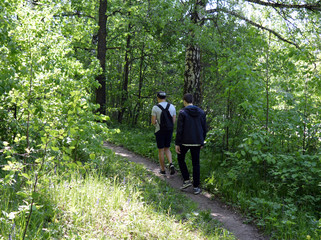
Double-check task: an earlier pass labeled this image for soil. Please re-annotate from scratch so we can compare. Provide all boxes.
[104,142,270,240]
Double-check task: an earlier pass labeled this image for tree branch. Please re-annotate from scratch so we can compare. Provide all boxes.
[106,9,123,18]
[56,9,123,20]
[244,0,321,11]
[57,12,96,20]
[206,8,300,48]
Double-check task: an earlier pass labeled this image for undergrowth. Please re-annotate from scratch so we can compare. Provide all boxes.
[107,125,321,240]
[0,145,234,239]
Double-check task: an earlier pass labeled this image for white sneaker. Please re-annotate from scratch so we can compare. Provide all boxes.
[193,187,201,195]
[180,180,192,190]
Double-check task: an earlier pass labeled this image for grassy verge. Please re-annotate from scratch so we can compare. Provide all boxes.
[0,145,235,239]
[106,125,321,240]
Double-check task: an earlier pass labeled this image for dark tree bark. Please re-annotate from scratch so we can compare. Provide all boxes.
[244,0,321,11]
[118,23,132,123]
[95,0,107,115]
[133,42,145,125]
[225,86,231,151]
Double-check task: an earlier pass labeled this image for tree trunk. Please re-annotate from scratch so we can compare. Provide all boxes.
[225,87,231,151]
[183,0,205,106]
[265,32,271,133]
[118,23,132,123]
[133,42,145,125]
[95,0,107,115]
[184,45,202,106]
[303,78,308,154]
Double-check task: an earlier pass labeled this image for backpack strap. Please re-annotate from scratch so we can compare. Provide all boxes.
[157,104,165,111]
[157,103,170,111]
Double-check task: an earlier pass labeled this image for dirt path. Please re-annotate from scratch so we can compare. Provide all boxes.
[104,142,269,240]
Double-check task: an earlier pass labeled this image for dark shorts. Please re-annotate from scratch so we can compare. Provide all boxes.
[155,130,173,149]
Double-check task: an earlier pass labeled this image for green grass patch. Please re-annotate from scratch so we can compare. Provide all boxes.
[0,146,234,239]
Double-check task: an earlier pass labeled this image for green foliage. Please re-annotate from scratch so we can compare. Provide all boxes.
[110,126,321,239]
[103,0,186,125]
[0,1,108,238]
[208,130,321,239]
[1,0,321,239]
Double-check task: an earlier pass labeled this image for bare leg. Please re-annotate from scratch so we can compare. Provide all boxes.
[158,148,165,171]
[164,147,172,164]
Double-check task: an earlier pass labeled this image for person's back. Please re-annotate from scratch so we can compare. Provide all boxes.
[152,101,176,133]
[175,93,206,195]
[157,102,174,132]
[176,105,206,146]
[151,91,176,175]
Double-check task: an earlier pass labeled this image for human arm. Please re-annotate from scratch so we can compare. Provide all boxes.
[151,106,158,126]
[151,115,157,125]
[170,104,176,124]
[172,115,176,124]
[175,145,181,154]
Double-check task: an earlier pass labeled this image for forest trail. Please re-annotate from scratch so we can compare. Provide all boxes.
[104,142,269,240]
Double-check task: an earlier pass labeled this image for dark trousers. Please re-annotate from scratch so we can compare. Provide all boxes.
[177,145,201,188]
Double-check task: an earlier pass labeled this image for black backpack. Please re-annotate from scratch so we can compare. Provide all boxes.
[157,103,174,131]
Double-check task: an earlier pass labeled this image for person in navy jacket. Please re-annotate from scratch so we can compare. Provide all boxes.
[175,93,207,195]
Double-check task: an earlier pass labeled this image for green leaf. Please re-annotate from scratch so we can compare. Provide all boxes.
[16,191,29,198]
[20,172,30,180]
[32,191,40,199]
[51,146,59,151]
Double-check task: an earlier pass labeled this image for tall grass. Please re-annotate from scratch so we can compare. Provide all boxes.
[50,173,228,239]
[0,151,235,239]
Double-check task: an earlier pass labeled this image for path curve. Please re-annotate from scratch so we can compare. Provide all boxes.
[104,142,269,240]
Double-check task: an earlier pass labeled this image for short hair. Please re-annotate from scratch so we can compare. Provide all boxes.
[183,93,193,103]
[157,91,166,99]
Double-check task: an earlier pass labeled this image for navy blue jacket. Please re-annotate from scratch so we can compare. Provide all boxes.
[175,105,207,146]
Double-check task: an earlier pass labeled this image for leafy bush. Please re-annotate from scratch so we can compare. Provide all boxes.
[214,131,321,239]
[0,2,109,238]
[109,126,321,239]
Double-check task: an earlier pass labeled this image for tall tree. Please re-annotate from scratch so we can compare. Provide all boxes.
[118,21,132,123]
[184,0,207,106]
[96,0,108,115]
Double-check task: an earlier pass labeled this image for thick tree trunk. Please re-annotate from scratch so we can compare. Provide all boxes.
[184,45,202,106]
[95,0,107,115]
[183,0,205,107]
